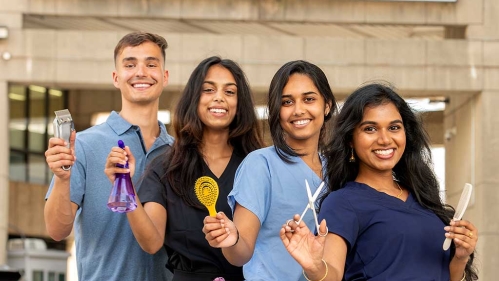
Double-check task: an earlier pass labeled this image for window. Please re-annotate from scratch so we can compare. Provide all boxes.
[9,84,68,184]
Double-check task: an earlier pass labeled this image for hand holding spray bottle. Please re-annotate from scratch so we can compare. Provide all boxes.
[107,140,137,213]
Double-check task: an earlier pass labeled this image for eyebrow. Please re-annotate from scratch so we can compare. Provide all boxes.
[203,81,237,87]
[282,91,317,98]
[121,57,160,63]
[359,119,403,126]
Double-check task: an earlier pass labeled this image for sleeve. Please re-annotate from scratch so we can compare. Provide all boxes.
[137,156,168,209]
[318,191,360,251]
[228,152,271,226]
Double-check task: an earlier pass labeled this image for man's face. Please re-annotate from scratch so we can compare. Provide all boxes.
[112,41,168,105]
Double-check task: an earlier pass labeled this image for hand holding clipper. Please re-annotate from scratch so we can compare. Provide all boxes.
[53,109,74,171]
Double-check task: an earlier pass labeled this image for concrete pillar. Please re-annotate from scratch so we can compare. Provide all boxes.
[0,80,8,265]
[472,91,499,280]
[444,90,499,280]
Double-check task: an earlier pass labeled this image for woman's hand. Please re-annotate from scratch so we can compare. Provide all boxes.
[445,219,478,260]
[203,212,239,248]
[280,214,328,273]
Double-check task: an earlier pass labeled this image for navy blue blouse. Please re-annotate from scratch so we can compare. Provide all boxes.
[319,181,451,281]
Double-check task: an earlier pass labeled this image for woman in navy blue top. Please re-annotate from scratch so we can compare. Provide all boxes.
[280,83,478,281]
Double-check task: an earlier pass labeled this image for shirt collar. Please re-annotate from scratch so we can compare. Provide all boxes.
[106,111,174,146]
[106,111,133,136]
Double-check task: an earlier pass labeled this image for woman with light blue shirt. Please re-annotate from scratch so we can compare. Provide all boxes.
[203,60,337,281]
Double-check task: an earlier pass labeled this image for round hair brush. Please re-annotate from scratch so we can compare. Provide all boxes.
[194,176,219,217]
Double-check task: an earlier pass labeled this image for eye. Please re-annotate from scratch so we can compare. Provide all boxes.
[125,64,135,68]
[202,88,215,93]
[282,99,293,106]
[389,125,402,131]
[148,63,157,68]
[363,126,377,132]
[304,97,316,103]
[225,90,236,95]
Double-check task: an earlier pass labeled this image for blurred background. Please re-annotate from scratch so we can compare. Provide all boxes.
[0,0,497,280]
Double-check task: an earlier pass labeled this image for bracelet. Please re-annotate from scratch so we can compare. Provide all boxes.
[459,272,466,281]
[303,259,328,281]
[230,227,239,247]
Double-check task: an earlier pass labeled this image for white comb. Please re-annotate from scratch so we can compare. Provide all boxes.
[443,183,473,251]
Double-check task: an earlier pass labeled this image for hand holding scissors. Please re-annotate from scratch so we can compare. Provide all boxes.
[295,180,328,237]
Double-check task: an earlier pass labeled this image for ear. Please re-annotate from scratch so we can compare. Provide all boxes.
[325,101,332,116]
[112,71,119,89]
[163,69,169,87]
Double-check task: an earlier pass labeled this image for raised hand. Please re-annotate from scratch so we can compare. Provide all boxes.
[104,145,135,183]
[45,130,76,180]
[203,212,239,248]
[280,214,327,271]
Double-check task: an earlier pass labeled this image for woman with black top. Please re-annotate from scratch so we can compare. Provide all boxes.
[105,56,264,281]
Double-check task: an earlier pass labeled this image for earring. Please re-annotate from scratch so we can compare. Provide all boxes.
[349,148,356,163]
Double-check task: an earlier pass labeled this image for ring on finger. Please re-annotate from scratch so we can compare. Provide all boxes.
[62,165,72,171]
[468,232,473,238]
[286,219,298,232]
[317,226,329,237]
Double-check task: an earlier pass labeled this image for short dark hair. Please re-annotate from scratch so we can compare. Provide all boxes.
[267,60,337,162]
[113,31,168,64]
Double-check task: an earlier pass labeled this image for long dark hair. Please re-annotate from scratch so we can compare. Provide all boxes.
[164,56,264,208]
[267,60,336,162]
[321,82,477,280]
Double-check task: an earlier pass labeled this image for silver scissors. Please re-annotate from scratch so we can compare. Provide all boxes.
[296,179,327,235]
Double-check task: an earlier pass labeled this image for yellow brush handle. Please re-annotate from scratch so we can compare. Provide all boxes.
[207,205,217,217]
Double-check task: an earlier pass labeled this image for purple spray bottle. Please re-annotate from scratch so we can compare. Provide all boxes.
[107,140,137,213]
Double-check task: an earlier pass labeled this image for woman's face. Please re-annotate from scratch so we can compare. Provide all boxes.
[352,102,406,176]
[197,65,238,132]
[279,73,330,148]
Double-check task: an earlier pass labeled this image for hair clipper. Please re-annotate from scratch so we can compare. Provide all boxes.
[53,109,74,171]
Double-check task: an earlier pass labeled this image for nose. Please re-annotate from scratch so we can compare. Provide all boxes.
[377,129,391,145]
[135,63,147,77]
[293,100,305,116]
[213,89,225,103]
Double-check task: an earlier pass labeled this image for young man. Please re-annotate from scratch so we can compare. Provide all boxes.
[44,32,174,281]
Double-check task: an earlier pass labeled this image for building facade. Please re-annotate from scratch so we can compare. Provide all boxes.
[1,0,498,279]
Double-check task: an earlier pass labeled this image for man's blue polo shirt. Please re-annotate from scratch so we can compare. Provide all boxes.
[46,111,173,281]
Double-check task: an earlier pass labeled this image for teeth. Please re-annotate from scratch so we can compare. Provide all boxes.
[374,149,393,155]
[210,108,227,113]
[293,120,310,125]
[133,84,150,88]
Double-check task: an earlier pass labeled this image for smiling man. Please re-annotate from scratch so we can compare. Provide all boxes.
[44,32,174,281]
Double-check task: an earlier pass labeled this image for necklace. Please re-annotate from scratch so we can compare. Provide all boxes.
[395,182,403,199]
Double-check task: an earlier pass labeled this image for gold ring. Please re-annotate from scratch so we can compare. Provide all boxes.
[468,232,473,238]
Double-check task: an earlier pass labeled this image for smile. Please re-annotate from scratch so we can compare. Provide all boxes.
[374,149,394,155]
[292,119,310,126]
[209,108,227,113]
[132,83,152,88]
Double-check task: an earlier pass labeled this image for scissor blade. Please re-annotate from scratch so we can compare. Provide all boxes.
[305,179,313,201]
[311,181,325,201]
